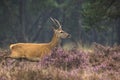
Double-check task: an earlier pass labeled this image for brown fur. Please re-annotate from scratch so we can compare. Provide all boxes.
[8,26,70,61]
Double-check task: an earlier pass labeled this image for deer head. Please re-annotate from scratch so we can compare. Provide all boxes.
[50,17,71,39]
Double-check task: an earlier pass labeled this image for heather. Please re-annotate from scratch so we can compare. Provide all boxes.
[0,43,120,80]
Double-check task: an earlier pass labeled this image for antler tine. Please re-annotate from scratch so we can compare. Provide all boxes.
[54,19,62,29]
[50,17,58,28]
[50,17,55,23]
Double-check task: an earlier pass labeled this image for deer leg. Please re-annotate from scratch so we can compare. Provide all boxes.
[6,51,23,59]
[26,57,41,62]
[3,51,23,65]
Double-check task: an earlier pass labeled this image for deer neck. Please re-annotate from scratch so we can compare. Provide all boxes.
[49,33,60,49]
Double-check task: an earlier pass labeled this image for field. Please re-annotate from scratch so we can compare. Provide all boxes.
[0,43,119,80]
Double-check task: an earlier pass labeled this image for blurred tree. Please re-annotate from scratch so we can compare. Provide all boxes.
[0,0,119,47]
[81,0,120,44]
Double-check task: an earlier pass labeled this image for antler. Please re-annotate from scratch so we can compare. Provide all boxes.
[50,17,62,29]
[54,19,62,29]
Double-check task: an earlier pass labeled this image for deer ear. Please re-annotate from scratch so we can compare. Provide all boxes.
[52,27,56,31]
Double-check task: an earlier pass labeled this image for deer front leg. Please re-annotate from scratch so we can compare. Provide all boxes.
[26,57,41,62]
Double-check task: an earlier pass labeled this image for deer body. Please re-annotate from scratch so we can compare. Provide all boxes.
[8,18,70,61]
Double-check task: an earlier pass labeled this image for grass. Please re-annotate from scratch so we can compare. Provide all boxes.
[0,43,119,80]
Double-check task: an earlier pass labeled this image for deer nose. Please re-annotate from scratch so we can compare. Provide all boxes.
[67,34,71,38]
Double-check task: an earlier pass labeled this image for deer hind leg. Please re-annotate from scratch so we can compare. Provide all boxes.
[6,51,23,59]
[3,52,20,66]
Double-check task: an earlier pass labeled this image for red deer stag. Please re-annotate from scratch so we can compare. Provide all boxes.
[7,18,71,61]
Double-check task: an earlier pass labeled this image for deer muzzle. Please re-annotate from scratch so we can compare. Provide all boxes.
[67,34,71,38]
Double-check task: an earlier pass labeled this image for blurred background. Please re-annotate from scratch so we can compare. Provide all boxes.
[0,0,120,48]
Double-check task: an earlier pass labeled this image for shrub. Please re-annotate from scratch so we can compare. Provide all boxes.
[0,44,119,80]
[42,48,89,70]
